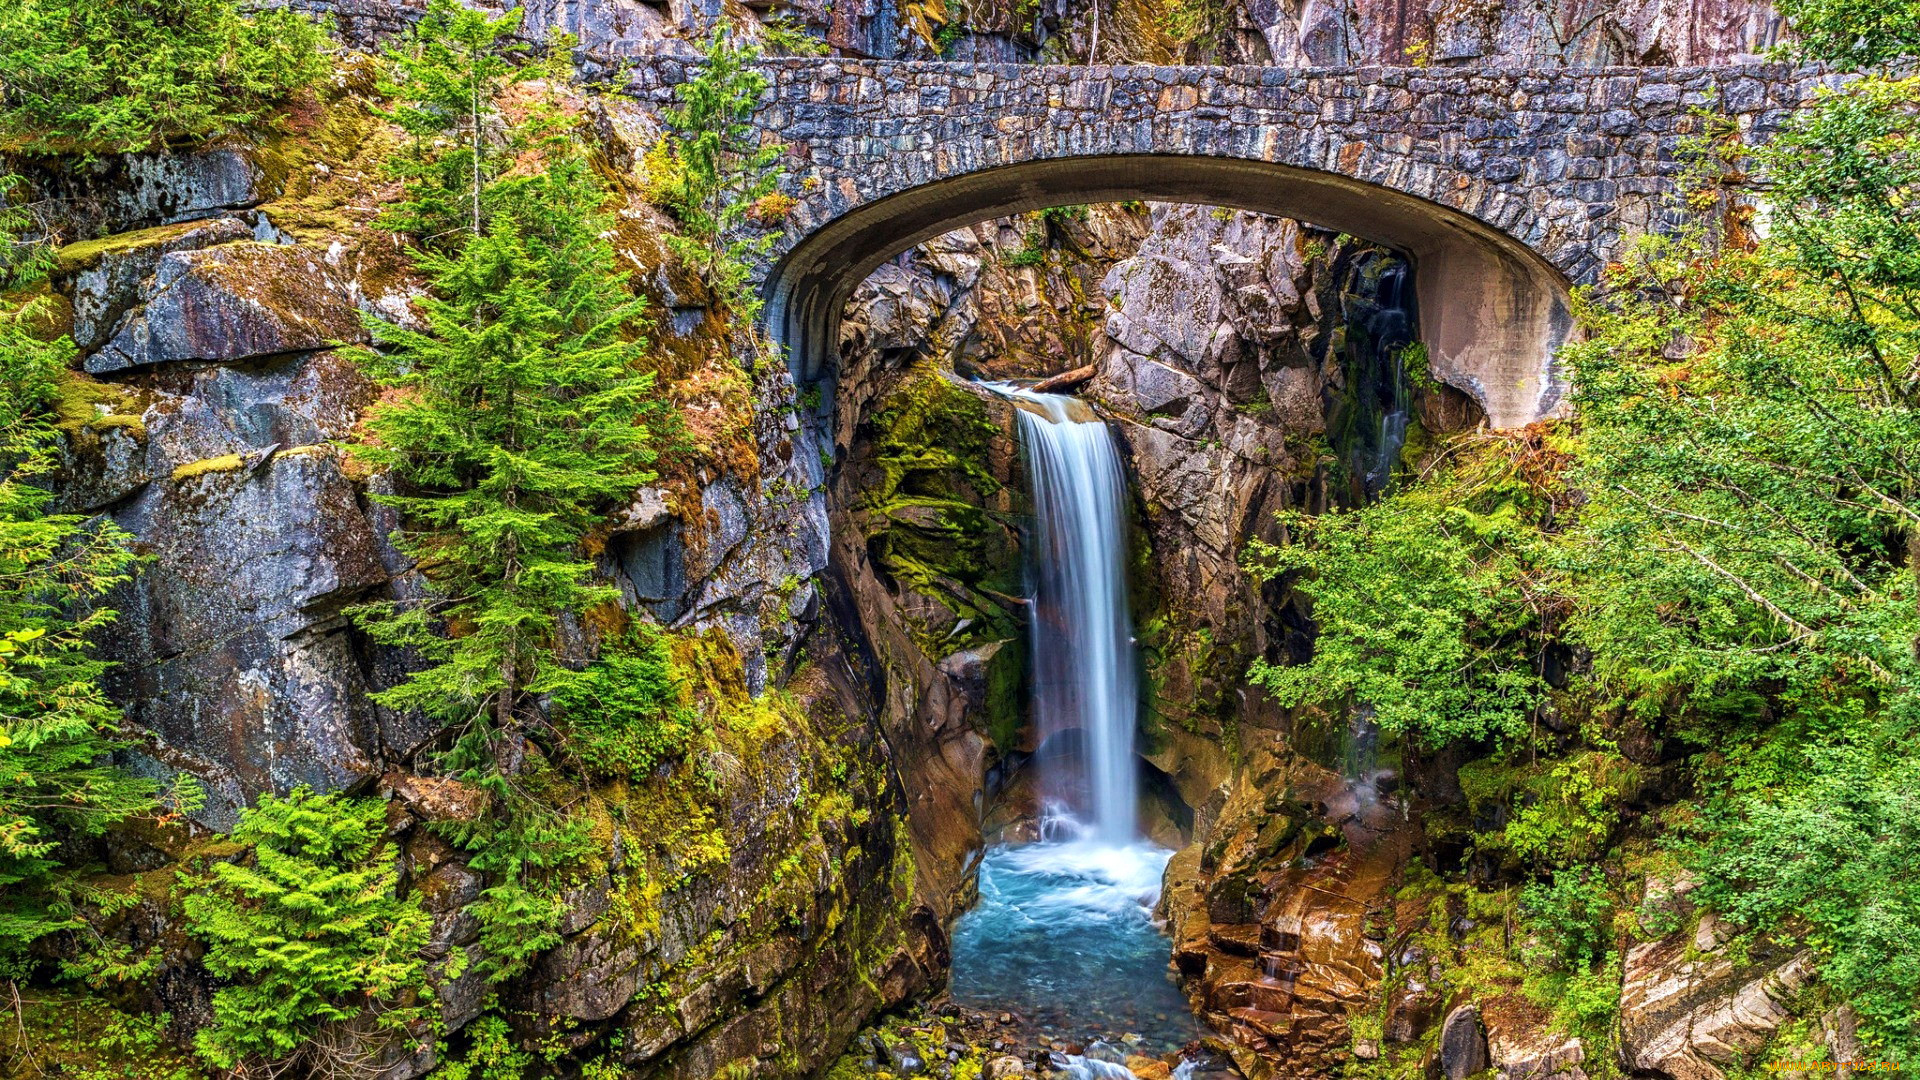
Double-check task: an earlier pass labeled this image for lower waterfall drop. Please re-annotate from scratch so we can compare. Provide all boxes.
[948,386,1201,1069]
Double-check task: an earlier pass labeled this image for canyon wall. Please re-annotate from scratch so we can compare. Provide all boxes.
[15,75,934,1079]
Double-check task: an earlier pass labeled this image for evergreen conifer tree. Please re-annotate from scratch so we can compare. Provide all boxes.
[646,27,786,317]
[376,0,530,246]
[0,0,328,156]
[354,11,666,981]
[182,787,431,1070]
[0,301,162,978]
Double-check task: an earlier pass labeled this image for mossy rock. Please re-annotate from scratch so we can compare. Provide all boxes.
[170,452,247,481]
[863,364,1026,653]
[52,218,224,276]
[53,369,147,439]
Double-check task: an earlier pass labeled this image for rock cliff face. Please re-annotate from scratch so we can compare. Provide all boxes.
[1618,882,1818,1080]
[782,0,1783,71]
[1088,206,1469,1078]
[17,71,930,1079]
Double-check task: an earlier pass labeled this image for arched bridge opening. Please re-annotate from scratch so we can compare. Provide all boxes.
[762,152,1577,429]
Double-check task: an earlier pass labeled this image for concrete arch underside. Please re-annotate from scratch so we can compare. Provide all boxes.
[765,153,1575,429]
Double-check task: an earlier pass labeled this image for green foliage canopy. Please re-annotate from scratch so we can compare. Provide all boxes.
[1245,62,1920,1057]
[376,0,532,245]
[546,625,701,780]
[1775,0,1920,66]
[0,0,328,155]
[1243,450,1557,747]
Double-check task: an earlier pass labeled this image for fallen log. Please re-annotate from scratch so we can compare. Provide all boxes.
[1027,362,1097,394]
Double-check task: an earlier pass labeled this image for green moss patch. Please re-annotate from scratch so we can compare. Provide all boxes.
[863,365,1024,656]
[52,219,215,276]
[53,370,147,439]
[170,453,246,481]
[6,991,203,1079]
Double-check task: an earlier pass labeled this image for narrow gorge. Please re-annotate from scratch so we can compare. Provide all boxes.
[0,1,1914,1079]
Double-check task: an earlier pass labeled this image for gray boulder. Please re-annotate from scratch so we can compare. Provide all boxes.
[58,216,251,350]
[88,242,365,372]
[107,448,389,827]
[1441,1004,1490,1080]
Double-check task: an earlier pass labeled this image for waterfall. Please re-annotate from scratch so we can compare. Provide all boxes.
[1001,388,1140,844]
[1327,253,1417,504]
[946,386,1202,1070]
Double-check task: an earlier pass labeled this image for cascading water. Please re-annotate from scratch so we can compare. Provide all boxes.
[947,386,1203,1071]
[1011,390,1139,842]
[1326,254,1417,504]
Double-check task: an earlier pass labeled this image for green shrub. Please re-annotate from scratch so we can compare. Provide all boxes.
[1002,229,1047,268]
[182,787,431,1070]
[1243,443,1556,747]
[1525,951,1623,1045]
[1520,867,1614,969]
[431,1013,533,1080]
[1500,752,1635,868]
[1691,732,1920,1062]
[1774,0,1920,65]
[0,0,329,156]
[549,626,702,779]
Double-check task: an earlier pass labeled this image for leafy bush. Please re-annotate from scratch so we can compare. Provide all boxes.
[549,626,702,779]
[1690,731,1920,1061]
[1774,0,1920,66]
[0,0,329,155]
[1526,952,1623,1044]
[431,1013,534,1080]
[1243,441,1559,747]
[1520,868,1614,969]
[182,787,431,1070]
[1501,752,1635,868]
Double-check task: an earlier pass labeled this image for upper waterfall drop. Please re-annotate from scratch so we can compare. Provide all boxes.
[999,386,1141,844]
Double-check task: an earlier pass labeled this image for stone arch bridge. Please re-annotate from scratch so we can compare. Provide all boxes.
[627,59,1832,427]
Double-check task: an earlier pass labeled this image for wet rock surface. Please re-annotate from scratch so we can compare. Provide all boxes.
[1441,1005,1491,1079]
[1159,750,1417,1078]
[825,1003,1245,1080]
